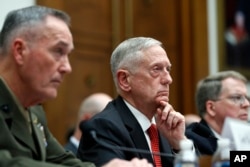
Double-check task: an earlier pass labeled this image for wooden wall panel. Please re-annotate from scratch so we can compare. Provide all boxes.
[179,0,195,115]
[179,0,209,115]
[193,0,209,82]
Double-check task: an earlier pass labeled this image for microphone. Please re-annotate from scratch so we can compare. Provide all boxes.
[90,130,175,158]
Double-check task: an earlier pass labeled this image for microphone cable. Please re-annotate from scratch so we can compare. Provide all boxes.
[90,130,175,158]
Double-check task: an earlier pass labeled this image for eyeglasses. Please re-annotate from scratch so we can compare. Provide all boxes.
[215,94,250,106]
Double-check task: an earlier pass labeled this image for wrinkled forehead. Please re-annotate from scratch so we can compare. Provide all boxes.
[41,16,73,48]
[221,78,247,93]
[142,45,170,62]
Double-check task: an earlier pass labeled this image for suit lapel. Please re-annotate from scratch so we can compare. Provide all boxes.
[115,96,174,166]
[115,96,154,164]
[30,112,46,161]
[130,126,154,163]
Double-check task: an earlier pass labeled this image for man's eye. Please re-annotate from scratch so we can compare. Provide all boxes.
[235,95,241,99]
[233,96,240,100]
[167,67,171,72]
[231,95,242,101]
[56,48,64,55]
[153,67,160,71]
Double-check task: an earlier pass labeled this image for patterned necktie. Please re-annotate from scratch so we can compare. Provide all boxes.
[147,124,162,167]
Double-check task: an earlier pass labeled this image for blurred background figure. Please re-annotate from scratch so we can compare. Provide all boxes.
[185,114,201,127]
[225,11,248,46]
[64,93,112,155]
[186,70,250,155]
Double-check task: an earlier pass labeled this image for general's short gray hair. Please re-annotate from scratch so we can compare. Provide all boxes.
[0,5,70,55]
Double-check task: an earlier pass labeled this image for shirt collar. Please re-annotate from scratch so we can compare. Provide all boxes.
[123,99,155,132]
[208,124,222,139]
[70,136,79,148]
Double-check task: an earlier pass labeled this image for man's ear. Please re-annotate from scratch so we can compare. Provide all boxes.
[117,70,131,92]
[82,113,92,121]
[12,38,27,65]
[206,100,216,117]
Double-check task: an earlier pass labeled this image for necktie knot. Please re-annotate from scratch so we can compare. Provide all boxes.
[147,124,158,140]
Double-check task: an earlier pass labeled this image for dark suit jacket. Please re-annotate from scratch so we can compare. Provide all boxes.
[77,95,174,167]
[0,78,94,167]
[185,119,218,155]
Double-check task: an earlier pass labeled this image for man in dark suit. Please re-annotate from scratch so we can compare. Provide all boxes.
[77,37,189,167]
[186,71,250,155]
[0,6,152,167]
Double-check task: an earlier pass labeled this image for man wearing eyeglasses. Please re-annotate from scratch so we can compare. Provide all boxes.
[185,70,250,155]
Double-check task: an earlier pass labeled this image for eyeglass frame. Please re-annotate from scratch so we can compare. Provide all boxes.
[213,94,250,106]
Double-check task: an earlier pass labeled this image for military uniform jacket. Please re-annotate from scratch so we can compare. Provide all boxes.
[0,78,94,167]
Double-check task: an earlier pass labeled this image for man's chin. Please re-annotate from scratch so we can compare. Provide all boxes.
[158,97,169,102]
[156,97,169,105]
[45,90,58,100]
